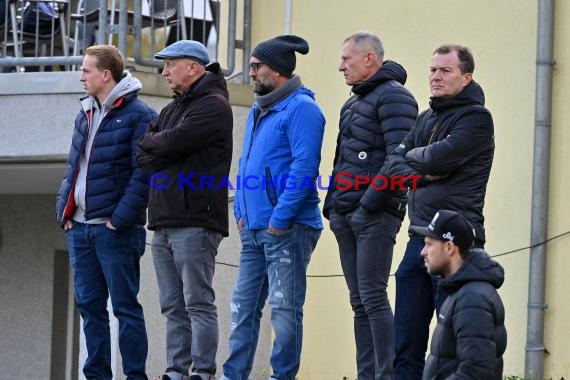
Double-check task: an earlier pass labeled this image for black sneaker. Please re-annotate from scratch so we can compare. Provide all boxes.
[189,373,215,380]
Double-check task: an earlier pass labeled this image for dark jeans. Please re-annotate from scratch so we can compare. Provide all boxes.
[393,237,484,380]
[329,209,402,380]
[65,222,148,380]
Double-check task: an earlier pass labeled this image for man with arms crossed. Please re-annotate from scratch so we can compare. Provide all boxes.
[385,44,495,379]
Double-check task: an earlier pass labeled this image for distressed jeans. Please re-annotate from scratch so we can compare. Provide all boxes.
[65,222,148,380]
[329,209,402,380]
[152,227,223,379]
[222,224,321,380]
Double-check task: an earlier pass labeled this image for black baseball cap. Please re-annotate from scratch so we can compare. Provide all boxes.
[410,210,476,251]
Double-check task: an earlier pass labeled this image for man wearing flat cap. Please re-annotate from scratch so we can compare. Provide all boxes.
[137,40,233,380]
[411,210,506,380]
[221,35,326,380]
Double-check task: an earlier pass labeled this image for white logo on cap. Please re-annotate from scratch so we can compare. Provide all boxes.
[442,232,454,241]
[428,212,440,231]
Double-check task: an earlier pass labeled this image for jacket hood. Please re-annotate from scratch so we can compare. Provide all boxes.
[79,71,141,112]
[439,248,505,293]
[429,80,485,113]
[178,62,229,102]
[351,60,407,95]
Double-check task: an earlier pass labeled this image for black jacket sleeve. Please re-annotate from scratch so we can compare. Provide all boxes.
[137,94,232,166]
[359,122,420,212]
[405,109,493,176]
[359,91,418,212]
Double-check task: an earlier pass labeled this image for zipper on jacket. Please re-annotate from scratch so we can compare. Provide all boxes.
[81,100,118,220]
[242,106,265,227]
[82,108,94,219]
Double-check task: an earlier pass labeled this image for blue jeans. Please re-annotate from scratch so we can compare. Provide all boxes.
[222,224,321,380]
[393,237,483,380]
[65,222,148,380]
[329,209,402,380]
[151,227,223,378]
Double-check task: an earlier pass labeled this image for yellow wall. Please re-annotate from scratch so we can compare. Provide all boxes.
[544,0,570,377]
[246,1,569,379]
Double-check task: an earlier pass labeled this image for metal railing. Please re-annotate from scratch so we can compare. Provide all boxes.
[0,0,250,81]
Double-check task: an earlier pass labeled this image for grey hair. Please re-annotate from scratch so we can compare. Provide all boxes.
[344,31,384,61]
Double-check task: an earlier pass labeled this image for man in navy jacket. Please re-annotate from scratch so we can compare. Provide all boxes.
[56,45,156,380]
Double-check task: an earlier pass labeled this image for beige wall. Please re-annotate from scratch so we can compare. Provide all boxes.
[544,0,570,377]
[247,1,570,379]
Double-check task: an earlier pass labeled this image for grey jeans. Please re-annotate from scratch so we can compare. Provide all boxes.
[329,208,402,380]
[152,227,223,378]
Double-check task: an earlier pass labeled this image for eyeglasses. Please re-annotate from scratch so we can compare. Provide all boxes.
[249,62,265,72]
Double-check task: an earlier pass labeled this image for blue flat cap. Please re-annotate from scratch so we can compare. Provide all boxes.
[154,40,210,65]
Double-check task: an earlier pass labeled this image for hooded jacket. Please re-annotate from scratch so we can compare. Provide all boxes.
[385,81,494,243]
[137,63,233,236]
[422,249,507,380]
[323,60,418,219]
[233,81,325,230]
[56,73,157,230]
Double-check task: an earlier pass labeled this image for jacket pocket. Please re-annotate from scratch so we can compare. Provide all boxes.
[265,167,278,207]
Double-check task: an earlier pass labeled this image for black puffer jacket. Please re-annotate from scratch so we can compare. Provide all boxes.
[423,249,507,380]
[137,63,233,236]
[323,61,417,219]
[384,81,494,243]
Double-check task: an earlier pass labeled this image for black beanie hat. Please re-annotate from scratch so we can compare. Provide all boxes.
[251,35,309,77]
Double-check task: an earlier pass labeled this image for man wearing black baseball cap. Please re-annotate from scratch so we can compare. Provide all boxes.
[411,209,476,276]
[411,210,507,379]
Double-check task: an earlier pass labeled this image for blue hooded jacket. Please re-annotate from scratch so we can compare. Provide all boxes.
[234,85,325,230]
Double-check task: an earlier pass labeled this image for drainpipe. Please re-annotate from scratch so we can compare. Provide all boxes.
[241,0,252,84]
[525,0,555,379]
[284,0,292,34]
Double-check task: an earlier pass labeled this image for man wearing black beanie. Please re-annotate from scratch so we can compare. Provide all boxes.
[248,34,309,78]
[220,35,325,380]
